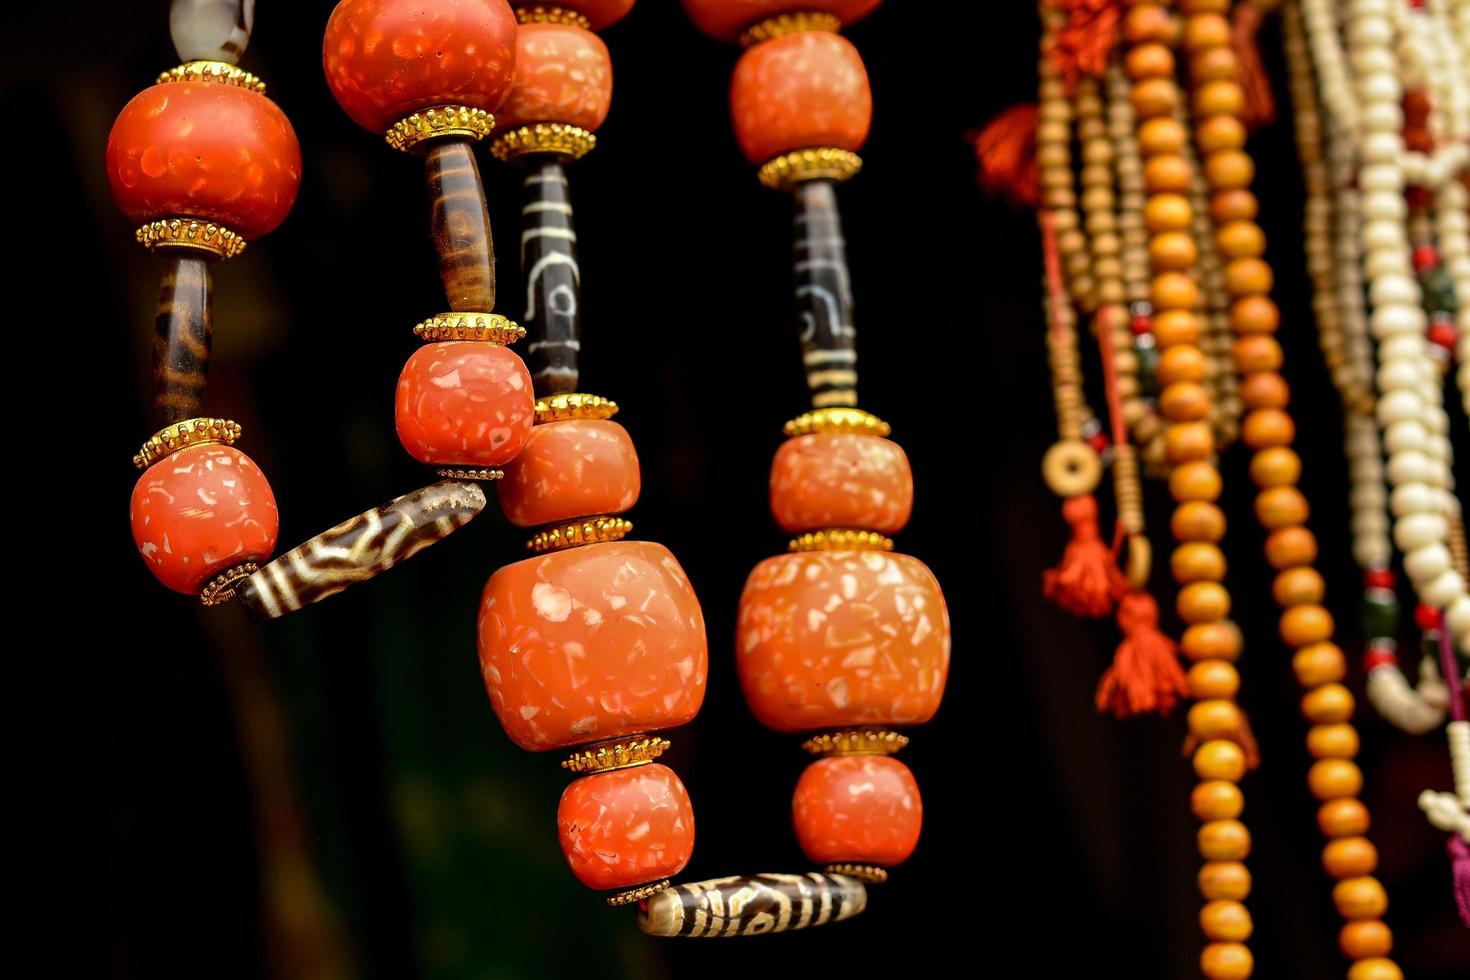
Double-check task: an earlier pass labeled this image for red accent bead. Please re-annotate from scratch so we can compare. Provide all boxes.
[729,30,871,165]
[131,445,279,594]
[557,764,695,889]
[1405,187,1433,209]
[1427,322,1457,352]
[395,342,534,467]
[792,756,922,867]
[496,23,613,134]
[1412,245,1439,271]
[1088,432,1111,453]
[1363,569,1395,590]
[1414,604,1442,630]
[681,0,882,42]
[1131,314,1153,336]
[106,83,301,240]
[1363,649,1399,672]
[323,0,518,134]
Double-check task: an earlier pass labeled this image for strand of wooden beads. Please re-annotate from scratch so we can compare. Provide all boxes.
[1122,4,1262,976]
[1179,3,1403,976]
[115,0,297,606]
[680,0,950,927]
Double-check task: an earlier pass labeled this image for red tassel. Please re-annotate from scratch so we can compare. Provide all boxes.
[1450,837,1470,928]
[969,104,1039,208]
[1232,1,1276,130]
[1049,0,1124,90]
[1044,495,1127,618]
[1095,590,1189,717]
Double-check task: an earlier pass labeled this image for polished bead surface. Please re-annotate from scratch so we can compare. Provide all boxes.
[737,550,949,732]
[131,444,279,594]
[682,0,881,41]
[729,31,871,165]
[497,418,639,527]
[323,0,518,133]
[792,755,921,866]
[638,872,866,937]
[478,540,708,750]
[171,0,254,63]
[395,341,535,467]
[557,764,694,890]
[107,82,300,239]
[770,433,912,534]
[496,22,612,133]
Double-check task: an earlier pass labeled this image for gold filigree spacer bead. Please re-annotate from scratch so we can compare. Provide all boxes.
[413,312,525,344]
[783,407,890,438]
[801,729,910,757]
[789,529,894,553]
[200,562,259,606]
[758,148,862,190]
[741,12,842,45]
[435,467,504,481]
[385,106,494,152]
[136,219,246,259]
[490,123,597,162]
[534,392,619,423]
[515,5,591,29]
[527,516,633,552]
[134,417,243,469]
[157,60,266,94]
[562,736,671,774]
[607,880,669,907]
[825,864,888,884]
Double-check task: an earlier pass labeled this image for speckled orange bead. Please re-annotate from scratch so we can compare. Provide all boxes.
[1333,876,1388,919]
[1302,683,1354,724]
[1170,460,1223,502]
[1307,723,1359,759]
[737,550,949,732]
[1194,740,1247,782]
[1319,799,1371,838]
[395,342,535,467]
[770,433,913,535]
[1200,861,1252,901]
[1200,900,1253,942]
[1273,566,1324,606]
[1199,819,1251,861]
[1309,759,1363,800]
[1339,920,1393,959]
[792,755,922,866]
[1250,447,1300,488]
[557,764,695,890]
[1182,621,1242,662]
[729,30,870,164]
[1323,837,1378,879]
[1265,526,1317,569]
[322,0,519,134]
[478,540,708,750]
[497,418,639,527]
[680,0,881,41]
[496,22,613,133]
[1173,501,1226,542]
[1200,942,1253,980]
[1282,604,1334,647]
[1192,780,1245,821]
[1255,486,1308,530]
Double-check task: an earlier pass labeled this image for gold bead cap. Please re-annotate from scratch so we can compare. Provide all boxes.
[386,106,495,152]
[741,12,843,46]
[801,729,910,757]
[436,467,504,481]
[783,407,890,438]
[414,312,525,344]
[515,5,592,29]
[789,529,894,553]
[137,219,246,259]
[157,60,265,94]
[534,392,619,423]
[200,562,259,606]
[490,123,597,162]
[825,864,888,884]
[759,148,863,190]
[608,880,669,907]
[527,515,633,552]
[134,417,242,470]
[562,735,671,774]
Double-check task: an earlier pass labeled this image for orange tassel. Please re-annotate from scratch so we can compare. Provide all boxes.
[1049,0,1124,90]
[1095,589,1189,717]
[1232,1,1276,130]
[969,104,1039,208]
[1044,494,1128,617]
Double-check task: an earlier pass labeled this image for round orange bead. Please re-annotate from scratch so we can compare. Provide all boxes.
[1211,188,1259,223]
[792,756,922,866]
[1333,876,1388,919]
[1192,780,1245,821]
[1233,336,1283,374]
[1132,77,1181,118]
[497,418,639,527]
[1167,422,1216,463]
[1173,501,1227,542]
[1196,115,1246,152]
[1179,582,1231,624]
[1347,960,1402,980]
[1294,643,1347,687]
[1282,604,1335,647]
[1250,447,1301,488]
[1195,80,1245,118]
[1232,295,1280,334]
[1171,461,1224,502]
[1265,526,1316,569]
[1319,799,1371,838]
[1339,920,1393,959]
[1200,900,1253,942]
[1191,46,1239,84]
[1273,566,1324,606]
[1144,153,1192,192]
[1182,12,1231,51]
[1173,542,1227,582]
[557,764,695,889]
[1181,621,1242,661]
[1189,701,1246,742]
[496,22,613,133]
[1240,372,1289,409]
[1158,347,1208,385]
[1153,271,1200,310]
[1199,819,1251,861]
[1323,837,1378,879]
[1242,407,1295,449]
[1151,231,1199,270]
[1217,221,1265,258]
[1139,119,1187,156]
[1255,486,1309,530]
[1200,943,1253,980]
[1126,42,1176,81]
[729,31,871,164]
[1307,723,1359,759]
[1154,309,1203,346]
[1189,661,1240,700]
[769,433,913,535]
[680,0,881,41]
[1199,861,1252,900]
[395,342,535,467]
[1124,5,1176,43]
[1225,257,1273,297]
[1144,194,1193,231]
[1161,382,1212,421]
[1309,759,1363,800]
[1302,683,1354,724]
[1194,740,1247,782]
[1204,150,1254,190]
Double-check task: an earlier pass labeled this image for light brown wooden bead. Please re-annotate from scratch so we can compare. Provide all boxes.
[1179,581,1231,623]
[1173,501,1226,542]
[1309,760,1363,801]
[1199,819,1251,861]
[1189,660,1240,700]
[1273,566,1324,606]
[1199,861,1252,901]
[1293,642,1347,687]
[1333,876,1388,920]
[1302,683,1354,724]
[1194,740,1247,782]
[1319,799,1371,838]
[1200,899,1253,942]
[1182,622,1243,662]
[1323,837,1378,879]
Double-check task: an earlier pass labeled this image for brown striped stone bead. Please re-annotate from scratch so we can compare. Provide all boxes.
[636,872,867,938]
[152,254,213,427]
[425,138,496,312]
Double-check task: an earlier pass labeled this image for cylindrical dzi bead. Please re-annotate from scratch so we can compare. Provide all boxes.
[770,432,912,534]
[496,22,613,133]
[107,82,300,239]
[322,0,518,134]
[557,763,695,890]
[478,540,708,750]
[637,872,867,937]
[395,341,535,467]
[681,0,882,41]
[793,180,858,407]
[737,550,949,732]
[237,480,487,619]
[498,419,639,527]
[792,755,921,866]
[521,160,581,394]
[131,444,278,594]
[729,30,871,165]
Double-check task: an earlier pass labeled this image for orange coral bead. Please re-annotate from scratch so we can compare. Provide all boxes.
[1139,119,1188,156]
[107,83,301,239]
[737,550,949,732]
[1200,899,1253,942]
[1225,257,1273,296]
[1192,780,1245,821]
[1183,12,1231,51]
[1151,231,1199,270]
[1339,920,1393,959]
[793,756,922,866]
[1309,759,1363,800]
[1282,604,1335,648]
[496,22,613,133]
[1195,80,1245,118]
[729,30,871,164]
[1308,723,1359,759]
[395,342,535,467]
[1199,819,1251,860]
[1189,700,1246,742]
[1161,381,1212,421]
[1196,114,1246,153]
[1200,943,1253,980]
[1211,188,1259,224]
[1273,566,1324,606]
[557,764,695,889]
[1173,501,1227,542]
[1205,150,1254,190]
[1323,837,1378,879]
[1158,347,1208,385]
[681,0,881,41]
[1199,861,1252,901]
[1251,447,1301,488]
[1294,642,1347,687]
[1132,77,1181,118]
[1217,221,1265,259]
[1319,798,1371,838]
[1192,46,1240,84]
[1181,621,1242,662]
[1125,5,1176,43]
[1194,740,1247,782]
[1189,660,1241,699]
[770,433,913,535]
[497,419,640,527]
[1333,876,1388,919]
[1255,486,1309,529]
[477,541,708,750]
[323,0,519,134]
[1144,153,1192,192]
[1167,422,1216,463]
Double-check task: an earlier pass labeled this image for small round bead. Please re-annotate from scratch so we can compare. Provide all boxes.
[1189,660,1241,700]
[793,756,922,867]
[1272,566,1324,606]
[1232,295,1280,334]
[1195,80,1245,118]
[1339,920,1393,960]
[1124,5,1176,44]
[395,342,536,467]
[1127,43,1177,82]
[1154,309,1203,346]
[1158,347,1208,385]
[1191,46,1238,84]
[1198,819,1251,861]
[1265,526,1317,569]
[1293,643,1347,687]
[1333,876,1388,919]
[1239,372,1290,409]
[1210,188,1259,223]
[1139,119,1188,156]
[1281,604,1335,648]
[1233,336,1283,374]
[1302,683,1354,724]
[730,31,871,164]
[1323,837,1378,879]
[1161,381,1213,421]
[1200,899,1253,942]
[1199,861,1252,901]
[1346,960,1402,980]
[1242,408,1295,448]
[1182,622,1243,662]
[1151,232,1199,270]
[1173,542,1227,582]
[1166,422,1216,463]
[1182,12,1231,51]
[1309,759,1363,800]
[496,22,613,133]
[1189,701,1246,744]
[1250,447,1301,488]
[1255,487,1309,530]
[1145,193,1194,232]
[1153,272,1200,310]
[1194,740,1247,782]
[1196,115,1246,153]
[1179,582,1231,624]
[1144,153,1192,192]
[1225,257,1273,297]
[1319,798,1371,838]
[1200,943,1253,980]
[1308,724,1359,759]
[1217,221,1265,259]
[1171,461,1224,502]
[1173,501,1226,542]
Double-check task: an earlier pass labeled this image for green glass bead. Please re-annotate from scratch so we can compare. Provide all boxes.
[1360,589,1400,639]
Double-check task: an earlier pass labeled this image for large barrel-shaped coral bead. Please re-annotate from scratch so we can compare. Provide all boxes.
[729,30,872,165]
[793,756,922,866]
[496,22,613,133]
[771,433,912,534]
[557,763,695,889]
[478,540,708,750]
[395,341,535,467]
[497,418,639,527]
[106,82,301,239]
[737,550,949,732]
[556,0,638,30]
[131,444,280,594]
[682,0,882,41]
[322,0,519,134]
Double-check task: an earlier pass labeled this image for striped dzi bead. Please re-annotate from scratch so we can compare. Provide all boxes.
[521,159,581,395]
[636,872,866,938]
[793,180,858,408]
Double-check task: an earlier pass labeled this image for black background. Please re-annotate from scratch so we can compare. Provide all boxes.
[8,1,1470,976]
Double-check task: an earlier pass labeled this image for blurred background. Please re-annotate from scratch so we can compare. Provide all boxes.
[10,0,1469,976]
